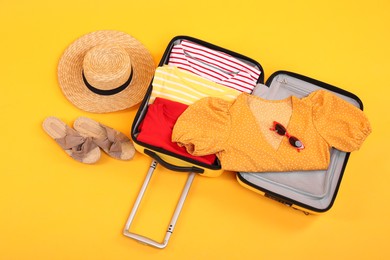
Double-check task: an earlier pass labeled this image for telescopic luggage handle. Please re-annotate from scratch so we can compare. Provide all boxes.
[123,160,196,249]
[144,149,204,174]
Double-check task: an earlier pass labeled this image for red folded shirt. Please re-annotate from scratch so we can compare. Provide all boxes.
[137,97,216,165]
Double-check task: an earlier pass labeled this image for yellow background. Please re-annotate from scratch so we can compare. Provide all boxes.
[1,0,389,259]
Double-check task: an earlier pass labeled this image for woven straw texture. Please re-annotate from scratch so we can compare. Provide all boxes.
[57,30,155,113]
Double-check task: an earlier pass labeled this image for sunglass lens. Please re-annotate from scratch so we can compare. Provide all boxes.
[274,123,286,135]
[289,136,303,148]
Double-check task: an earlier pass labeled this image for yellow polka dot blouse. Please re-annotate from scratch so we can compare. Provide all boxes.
[172,90,372,172]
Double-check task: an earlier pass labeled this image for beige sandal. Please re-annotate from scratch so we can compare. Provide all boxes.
[42,117,101,164]
[73,117,135,160]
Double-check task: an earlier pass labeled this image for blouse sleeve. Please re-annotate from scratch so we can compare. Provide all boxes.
[311,90,372,152]
[172,97,231,156]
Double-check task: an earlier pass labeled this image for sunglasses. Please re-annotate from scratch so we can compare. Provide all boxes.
[270,121,305,152]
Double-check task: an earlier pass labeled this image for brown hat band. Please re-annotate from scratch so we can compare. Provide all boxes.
[81,67,133,96]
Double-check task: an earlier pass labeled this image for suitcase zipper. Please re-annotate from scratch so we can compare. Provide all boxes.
[267,70,364,109]
[276,78,312,96]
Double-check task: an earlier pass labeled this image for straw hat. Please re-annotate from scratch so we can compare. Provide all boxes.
[58,30,155,113]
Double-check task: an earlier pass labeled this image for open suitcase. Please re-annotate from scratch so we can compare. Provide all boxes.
[123,36,365,248]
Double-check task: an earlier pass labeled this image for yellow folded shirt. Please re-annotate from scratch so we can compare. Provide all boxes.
[149,65,241,105]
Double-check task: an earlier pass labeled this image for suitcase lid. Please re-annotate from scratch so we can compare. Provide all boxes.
[237,71,364,213]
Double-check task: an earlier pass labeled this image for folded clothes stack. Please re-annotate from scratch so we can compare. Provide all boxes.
[137,39,262,165]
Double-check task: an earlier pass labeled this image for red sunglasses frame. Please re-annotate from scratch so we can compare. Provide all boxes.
[270,121,305,152]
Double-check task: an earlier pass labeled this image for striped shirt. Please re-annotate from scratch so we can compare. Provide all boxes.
[168,40,261,93]
[149,65,241,105]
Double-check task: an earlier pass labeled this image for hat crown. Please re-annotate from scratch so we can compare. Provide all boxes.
[82,44,132,91]
[58,30,155,113]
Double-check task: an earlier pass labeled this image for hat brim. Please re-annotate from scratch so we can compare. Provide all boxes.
[58,30,155,113]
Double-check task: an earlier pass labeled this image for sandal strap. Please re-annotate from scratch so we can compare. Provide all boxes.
[93,125,129,158]
[55,127,98,161]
